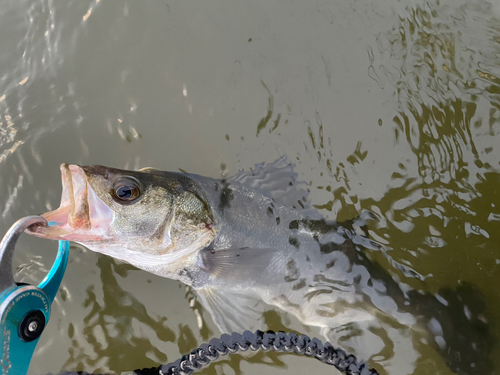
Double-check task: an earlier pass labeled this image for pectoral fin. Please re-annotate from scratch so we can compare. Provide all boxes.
[199,247,281,283]
[195,247,286,333]
[197,287,267,333]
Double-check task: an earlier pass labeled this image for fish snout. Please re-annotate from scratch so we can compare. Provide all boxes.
[27,163,114,242]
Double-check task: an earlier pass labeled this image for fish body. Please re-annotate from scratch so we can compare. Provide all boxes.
[28,158,493,375]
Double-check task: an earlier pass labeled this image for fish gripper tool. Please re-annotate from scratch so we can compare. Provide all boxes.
[0,216,69,375]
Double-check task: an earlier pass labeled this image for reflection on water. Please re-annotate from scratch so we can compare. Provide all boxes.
[0,0,498,374]
[371,0,500,185]
[64,256,174,372]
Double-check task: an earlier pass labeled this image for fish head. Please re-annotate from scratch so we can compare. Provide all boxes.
[28,163,216,266]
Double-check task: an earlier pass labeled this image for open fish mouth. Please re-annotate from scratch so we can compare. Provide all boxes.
[28,163,113,241]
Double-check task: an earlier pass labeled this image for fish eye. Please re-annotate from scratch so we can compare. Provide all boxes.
[112,178,141,204]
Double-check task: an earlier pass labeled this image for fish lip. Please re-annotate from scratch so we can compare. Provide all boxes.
[27,163,112,241]
[26,163,84,236]
[65,164,91,230]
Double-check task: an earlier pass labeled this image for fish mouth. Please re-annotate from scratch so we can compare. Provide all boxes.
[27,163,113,242]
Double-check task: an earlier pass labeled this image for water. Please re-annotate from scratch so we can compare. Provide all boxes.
[0,0,499,374]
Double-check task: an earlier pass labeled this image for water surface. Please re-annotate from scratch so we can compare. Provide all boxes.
[0,0,499,374]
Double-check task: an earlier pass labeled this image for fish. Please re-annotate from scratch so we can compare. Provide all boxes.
[27,158,494,375]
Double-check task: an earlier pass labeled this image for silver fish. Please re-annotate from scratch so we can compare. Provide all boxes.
[28,158,493,375]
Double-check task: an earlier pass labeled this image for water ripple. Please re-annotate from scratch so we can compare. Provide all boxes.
[370,0,500,185]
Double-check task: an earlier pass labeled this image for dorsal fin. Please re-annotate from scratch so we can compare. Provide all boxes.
[138,167,162,173]
[228,156,319,217]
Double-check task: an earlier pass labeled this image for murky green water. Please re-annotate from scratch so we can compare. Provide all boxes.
[1,0,499,374]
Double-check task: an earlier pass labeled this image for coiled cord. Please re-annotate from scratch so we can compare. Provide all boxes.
[156,330,378,375]
[50,330,379,375]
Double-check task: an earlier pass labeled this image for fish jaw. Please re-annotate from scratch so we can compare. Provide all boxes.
[28,163,114,242]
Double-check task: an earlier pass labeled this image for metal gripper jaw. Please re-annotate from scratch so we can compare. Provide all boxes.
[0,216,69,375]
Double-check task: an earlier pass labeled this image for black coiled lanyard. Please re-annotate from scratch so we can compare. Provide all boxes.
[133,330,379,375]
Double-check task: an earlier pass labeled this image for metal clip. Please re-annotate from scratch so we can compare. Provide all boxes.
[0,216,69,375]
